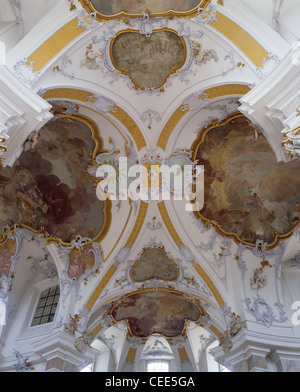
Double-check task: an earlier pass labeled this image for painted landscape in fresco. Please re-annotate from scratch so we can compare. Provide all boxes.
[196,115,300,245]
[111,290,201,338]
[90,0,200,15]
[131,248,179,282]
[111,31,185,89]
[0,117,105,243]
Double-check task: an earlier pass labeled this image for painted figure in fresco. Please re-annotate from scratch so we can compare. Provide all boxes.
[67,248,94,280]
[24,131,39,151]
[112,291,201,338]
[0,117,105,244]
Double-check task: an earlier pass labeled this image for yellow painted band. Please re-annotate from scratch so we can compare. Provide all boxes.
[42,88,146,150]
[157,201,224,307]
[126,347,137,364]
[157,84,251,150]
[27,19,86,71]
[86,264,118,310]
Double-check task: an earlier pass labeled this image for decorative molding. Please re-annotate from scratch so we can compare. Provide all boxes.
[0,64,52,167]
[78,0,213,22]
[77,9,100,30]
[282,124,300,160]
[13,58,41,87]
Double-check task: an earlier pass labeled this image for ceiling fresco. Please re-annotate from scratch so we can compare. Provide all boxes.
[0,116,107,245]
[130,247,179,282]
[82,0,209,17]
[111,290,203,339]
[193,114,300,247]
[111,30,186,90]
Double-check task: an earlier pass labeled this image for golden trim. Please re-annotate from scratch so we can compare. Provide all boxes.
[42,88,146,150]
[157,201,184,247]
[0,136,7,153]
[191,112,300,251]
[25,8,269,77]
[129,246,180,283]
[157,201,224,307]
[126,347,137,364]
[90,323,103,338]
[110,106,146,151]
[90,310,222,341]
[54,112,105,159]
[86,201,149,310]
[103,203,133,262]
[108,287,208,341]
[109,28,187,91]
[178,347,189,363]
[79,0,212,23]
[209,324,221,339]
[191,261,224,307]
[27,19,86,72]
[209,12,269,68]
[125,201,149,248]
[86,263,119,310]
[157,84,251,150]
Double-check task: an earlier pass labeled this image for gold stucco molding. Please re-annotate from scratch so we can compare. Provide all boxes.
[79,0,213,22]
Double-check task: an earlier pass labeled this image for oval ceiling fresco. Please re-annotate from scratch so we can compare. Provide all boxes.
[111,30,186,90]
[80,0,212,19]
[110,289,204,339]
[0,113,109,245]
[192,113,300,248]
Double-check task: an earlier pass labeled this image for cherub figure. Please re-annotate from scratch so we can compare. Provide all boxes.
[65,314,81,335]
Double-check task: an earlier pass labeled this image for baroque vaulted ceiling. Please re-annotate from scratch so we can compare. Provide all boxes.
[1,0,300,372]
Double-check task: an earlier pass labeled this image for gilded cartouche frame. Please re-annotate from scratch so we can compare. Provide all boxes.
[109,28,187,92]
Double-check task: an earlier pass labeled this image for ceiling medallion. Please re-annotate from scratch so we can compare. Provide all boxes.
[110,29,186,91]
[79,0,213,22]
[109,288,207,340]
[191,112,300,250]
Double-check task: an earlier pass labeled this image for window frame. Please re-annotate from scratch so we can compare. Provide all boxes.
[18,280,60,339]
[30,285,60,327]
